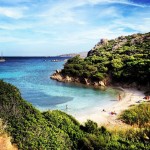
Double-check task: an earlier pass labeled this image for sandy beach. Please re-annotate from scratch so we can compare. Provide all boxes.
[75,88,145,128]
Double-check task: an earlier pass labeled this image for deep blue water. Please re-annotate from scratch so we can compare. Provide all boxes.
[0,57,118,116]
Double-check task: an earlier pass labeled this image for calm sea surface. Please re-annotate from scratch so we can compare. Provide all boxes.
[0,57,118,116]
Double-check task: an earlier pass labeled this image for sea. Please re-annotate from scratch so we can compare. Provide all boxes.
[0,57,119,118]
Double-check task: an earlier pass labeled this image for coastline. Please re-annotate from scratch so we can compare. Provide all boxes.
[50,71,109,87]
[74,88,145,128]
[51,71,147,128]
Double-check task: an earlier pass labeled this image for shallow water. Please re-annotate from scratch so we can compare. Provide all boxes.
[0,57,119,116]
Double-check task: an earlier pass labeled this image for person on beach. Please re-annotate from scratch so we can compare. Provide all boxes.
[146,95,149,100]
[118,94,121,101]
[66,105,68,110]
[102,109,106,112]
[110,111,117,115]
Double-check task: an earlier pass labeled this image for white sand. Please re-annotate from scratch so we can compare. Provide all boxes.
[75,88,145,127]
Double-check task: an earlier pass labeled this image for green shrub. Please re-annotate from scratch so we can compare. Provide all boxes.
[120,103,150,127]
[43,110,84,149]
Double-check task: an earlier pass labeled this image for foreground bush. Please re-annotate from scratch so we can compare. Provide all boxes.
[43,110,84,149]
[0,80,72,150]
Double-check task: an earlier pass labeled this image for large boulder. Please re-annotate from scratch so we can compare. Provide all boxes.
[100,39,108,46]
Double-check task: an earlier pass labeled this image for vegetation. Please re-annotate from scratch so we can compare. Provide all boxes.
[42,110,84,149]
[0,80,72,150]
[0,119,6,136]
[0,80,150,149]
[61,32,150,85]
[120,103,150,127]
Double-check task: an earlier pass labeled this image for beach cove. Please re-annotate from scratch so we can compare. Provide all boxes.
[0,57,120,116]
[0,57,146,128]
[75,88,145,128]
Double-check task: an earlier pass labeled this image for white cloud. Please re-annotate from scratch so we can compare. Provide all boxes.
[81,0,147,7]
[0,6,27,19]
[0,0,149,55]
[0,23,33,30]
[114,15,150,33]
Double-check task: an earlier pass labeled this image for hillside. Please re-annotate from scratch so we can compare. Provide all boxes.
[51,32,150,88]
[0,80,81,150]
[0,80,150,149]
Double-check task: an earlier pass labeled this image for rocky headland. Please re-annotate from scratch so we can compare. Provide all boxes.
[51,32,150,89]
[51,70,108,87]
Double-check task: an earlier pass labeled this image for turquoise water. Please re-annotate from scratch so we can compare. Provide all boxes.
[0,57,118,116]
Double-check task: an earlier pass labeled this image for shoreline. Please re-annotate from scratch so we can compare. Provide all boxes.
[73,88,145,128]
[51,72,147,128]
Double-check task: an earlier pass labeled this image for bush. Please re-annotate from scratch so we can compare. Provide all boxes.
[43,110,84,149]
[120,103,150,127]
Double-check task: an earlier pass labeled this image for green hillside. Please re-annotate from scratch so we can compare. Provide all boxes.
[60,32,150,86]
[0,80,82,150]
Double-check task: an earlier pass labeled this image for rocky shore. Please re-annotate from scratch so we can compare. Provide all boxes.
[50,70,109,87]
[51,70,149,91]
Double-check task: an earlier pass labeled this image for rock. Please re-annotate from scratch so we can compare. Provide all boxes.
[132,34,138,38]
[112,38,127,50]
[74,77,80,83]
[101,39,108,45]
[83,78,90,85]
[93,82,99,86]
[50,73,63,82]
[112,45,120,50]
[65,76,72,82]
[122,39,127,43]
[56,70,61,73]
[99,81,105,86]
[118,36,125,40]
[145,36,150,40]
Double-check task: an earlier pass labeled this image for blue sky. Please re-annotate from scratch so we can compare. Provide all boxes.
[0,0,149,56]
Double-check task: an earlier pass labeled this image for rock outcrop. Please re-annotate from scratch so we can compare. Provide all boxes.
[88,32,150,56]
[51,71,107,87]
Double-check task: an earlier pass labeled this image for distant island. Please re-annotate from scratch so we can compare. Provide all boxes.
[51,32,150,90]
[58,51,88,58]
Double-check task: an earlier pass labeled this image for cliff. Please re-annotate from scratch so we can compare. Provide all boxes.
[51,70,108,87]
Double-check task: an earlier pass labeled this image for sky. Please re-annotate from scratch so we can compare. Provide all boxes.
[0,0,150,56]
